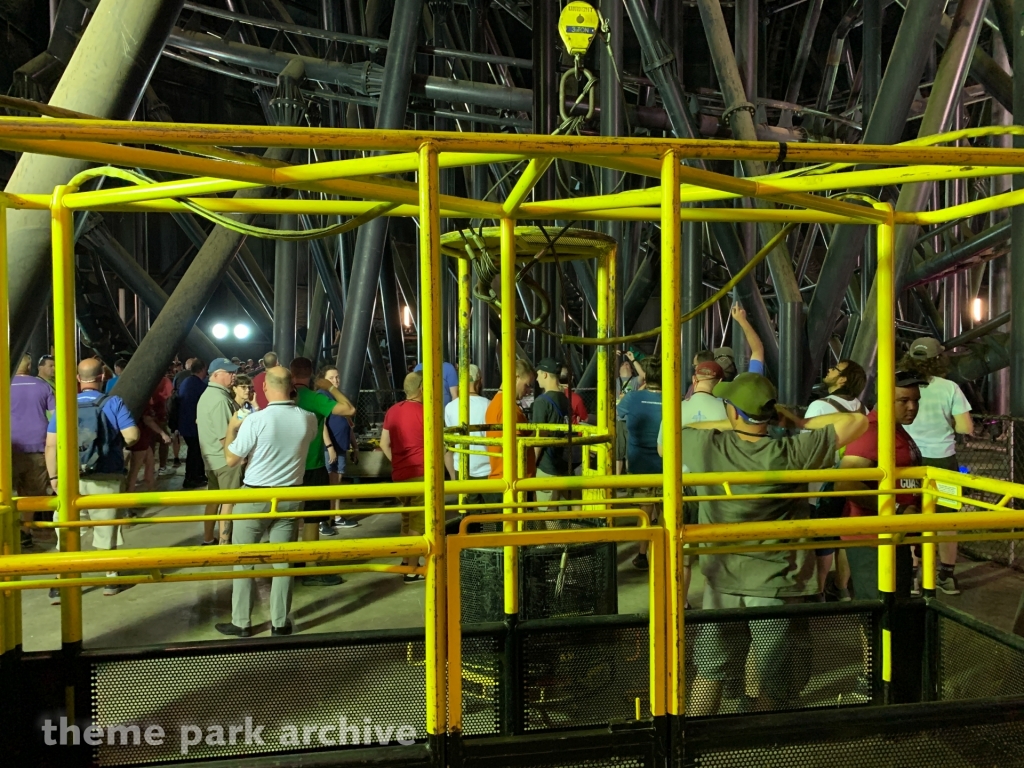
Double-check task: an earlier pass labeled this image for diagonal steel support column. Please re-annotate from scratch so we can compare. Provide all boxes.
[852,0,989,381]
[334,0,425,398]
[805,0,945,378]
[111,149,289,416]
[1010,0,1024,639]
[82,222,223,362]
[695,0,801,308]
[623,0,778,372]
[5,0,184,372]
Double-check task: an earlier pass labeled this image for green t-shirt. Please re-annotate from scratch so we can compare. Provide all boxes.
[682,426,836,598]
[295,386,337,470]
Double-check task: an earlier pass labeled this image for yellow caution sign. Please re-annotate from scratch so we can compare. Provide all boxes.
[558,2,599,58]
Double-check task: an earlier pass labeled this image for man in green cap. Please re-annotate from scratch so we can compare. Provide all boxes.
[682,372,868,715]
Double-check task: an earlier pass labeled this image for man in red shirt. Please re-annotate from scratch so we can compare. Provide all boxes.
[251,351,277,411]
[835,369,926,599]
[381,372,426,583]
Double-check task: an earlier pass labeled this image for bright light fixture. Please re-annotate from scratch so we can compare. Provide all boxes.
[212,323,229,340]
[972,297,983,323]
[403,305,413,327]
[233,323,250,339]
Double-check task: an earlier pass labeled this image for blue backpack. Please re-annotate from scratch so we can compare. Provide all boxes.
[78,394,125,476]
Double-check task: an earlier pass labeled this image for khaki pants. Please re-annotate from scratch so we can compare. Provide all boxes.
[398,475,426,535]
[230,501,301,629]
[57,475,126,551]
[534,467,567,530]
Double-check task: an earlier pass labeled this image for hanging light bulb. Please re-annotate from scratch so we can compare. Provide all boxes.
[972,297,983,323]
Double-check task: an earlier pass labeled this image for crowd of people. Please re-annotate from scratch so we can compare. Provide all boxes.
[7,324,973,649]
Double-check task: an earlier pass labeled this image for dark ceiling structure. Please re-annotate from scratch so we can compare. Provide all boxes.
[2,0,1017,415]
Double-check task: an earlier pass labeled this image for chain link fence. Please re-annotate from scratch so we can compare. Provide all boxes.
[951,415,1024,568]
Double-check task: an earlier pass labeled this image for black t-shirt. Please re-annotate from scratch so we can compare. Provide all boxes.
[532,390,572,475]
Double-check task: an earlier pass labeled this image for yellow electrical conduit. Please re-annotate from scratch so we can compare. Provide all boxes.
[65,165,399,241]
[561,222,796,345]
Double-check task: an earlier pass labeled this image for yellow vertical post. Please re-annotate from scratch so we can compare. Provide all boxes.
[874,206,896,596]
[0,202,12,657]
[51,187,83,659]
[419,144,447,739]
[500,218,519,614]
[874,205,896,690]
[921,477,937,591]
[660,151,684,717]
[596,244,617,503]
[457,253,471,503]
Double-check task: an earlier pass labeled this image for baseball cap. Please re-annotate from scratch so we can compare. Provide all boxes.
[208,357,240,374]
[909,337,944,359]
[537,357,560,375]
[895,369,928,388]
[694,361,724,380]
[713,372,777,423]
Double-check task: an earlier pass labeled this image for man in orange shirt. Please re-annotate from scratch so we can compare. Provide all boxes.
[484,359,537,500]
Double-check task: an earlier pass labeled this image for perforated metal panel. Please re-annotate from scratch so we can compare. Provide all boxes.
[938,615,1024,701]
[461,634,502,737]
[685,610,874,715]
[522,623,650,731]
[460,543,618,624]
[486,757,651,768]
[91,640,430,766]
[689,721,1024,767]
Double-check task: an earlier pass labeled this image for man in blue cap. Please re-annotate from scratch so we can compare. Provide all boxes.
[197,357,241,545]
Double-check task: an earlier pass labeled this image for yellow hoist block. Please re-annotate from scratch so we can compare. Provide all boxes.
[558,1,599,58]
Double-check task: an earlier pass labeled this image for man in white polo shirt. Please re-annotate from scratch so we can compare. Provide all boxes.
[214,366,317,638]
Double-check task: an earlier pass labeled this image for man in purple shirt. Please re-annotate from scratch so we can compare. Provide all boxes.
[10,353,55,550]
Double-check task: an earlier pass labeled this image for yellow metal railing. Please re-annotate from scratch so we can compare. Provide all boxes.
[5,120,1024,732]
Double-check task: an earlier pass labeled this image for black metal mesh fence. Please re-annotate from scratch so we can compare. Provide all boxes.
[684,606,876,714]
[936,611,1024,701]
[948,416,1024,567]
[688,720,1024,768]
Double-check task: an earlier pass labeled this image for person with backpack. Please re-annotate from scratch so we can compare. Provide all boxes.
[44,358,139,603]
[805,360,868,600]
[531,357,573,522]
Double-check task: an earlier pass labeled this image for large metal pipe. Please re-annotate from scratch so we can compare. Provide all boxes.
[902,220,1011,288]
[166,29,531,112]
[852,0,989,373]
[182,1,532,68]
[805,0,946,374]
[862,0,883,127]
[82,223,223,363]
[334,0,424,399]
[5,0,185,371]
[111,149,289,416]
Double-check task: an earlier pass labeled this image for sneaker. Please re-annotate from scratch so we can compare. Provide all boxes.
[936,573,961,596]
[837,586,852,602]
[911,568,922,597]
[49,588,60,605]
[157,466,171,476]
[172,458,181,468]
[335,517,359,528]
[20,531,33,551]
[403,573,424,584]
[632,553,649,571]
[215,622,252,638]
[103,572,120,597]
[201,539,218,546]
[318,522,338,537]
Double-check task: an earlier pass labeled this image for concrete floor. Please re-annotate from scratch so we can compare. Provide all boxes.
[17,461,1024,651]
